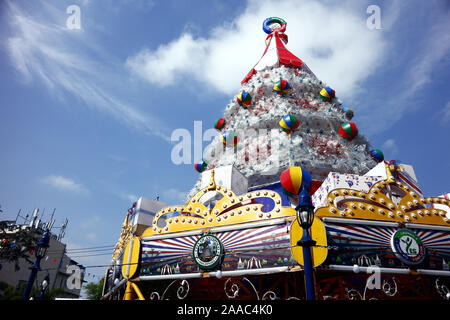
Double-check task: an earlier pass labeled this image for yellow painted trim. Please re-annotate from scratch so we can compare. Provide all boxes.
[111,213,133,262]
[121,237,141,279]
[130,282,145,300]
[315,178,450,226]
[112,170,450,266]
[140,186,296,238]
[290,217,328,267]
[123,282,134,300]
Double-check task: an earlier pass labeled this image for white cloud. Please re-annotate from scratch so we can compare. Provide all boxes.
[42,174,88,194]
[80,215,101,229]
[162,187,187,205]
[119,192,138,203]
[5,2,170,141]
[125,0,449,136]
[127,34,208,86]
[440,101,450,123]
[405,22,450,97]
[126,0,387,99]
[360,6,450,134]
[382,138,399,157]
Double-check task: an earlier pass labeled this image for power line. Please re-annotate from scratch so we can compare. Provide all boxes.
[40,261,140,272]
[46,246,115,254]
[70,252,114,258]
[65,245,116,251]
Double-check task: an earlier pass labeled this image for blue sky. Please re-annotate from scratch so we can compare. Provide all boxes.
[0,0,449,283]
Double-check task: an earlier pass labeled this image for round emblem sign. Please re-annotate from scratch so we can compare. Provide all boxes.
[193,234,224,270]
[390,229,425,265]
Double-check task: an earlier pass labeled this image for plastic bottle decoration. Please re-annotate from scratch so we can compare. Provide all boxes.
[237,91,252,108]
[339,122,358,141]
[194,160,207,173]
[214,118,226,130]
[341,106,354,120]
[221,130,238,147]
[369,149,384,163]
[273,80,291,96]
[279,114,300,134]
[319,87,335,102]
[280,166,312,198]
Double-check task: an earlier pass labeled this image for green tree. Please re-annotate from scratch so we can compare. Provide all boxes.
[0,221,40,271]
[83,278,104,300]
[0,281,67,300]
[0,281,23,300]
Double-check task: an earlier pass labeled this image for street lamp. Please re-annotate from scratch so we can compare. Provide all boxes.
[39,274,50,300]
[295,186,316,300]
[22,230,50,300]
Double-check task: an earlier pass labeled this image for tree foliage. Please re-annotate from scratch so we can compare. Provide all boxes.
[0,281,66,300]
[0,221,40,271]
[84,278,105,300]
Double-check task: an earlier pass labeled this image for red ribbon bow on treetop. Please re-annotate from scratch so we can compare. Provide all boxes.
[265,28,288,45]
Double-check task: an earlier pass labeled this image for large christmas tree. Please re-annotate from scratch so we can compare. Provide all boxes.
[190,17,378,197]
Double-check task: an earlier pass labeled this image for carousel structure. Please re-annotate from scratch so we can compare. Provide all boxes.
[102,17,450,301]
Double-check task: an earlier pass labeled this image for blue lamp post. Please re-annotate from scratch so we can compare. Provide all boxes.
[22,230,50,300]
[296,186,316,300]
